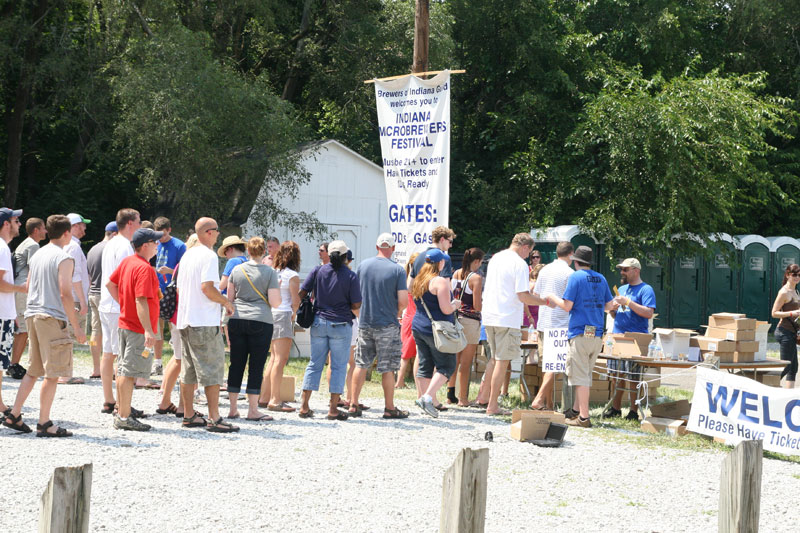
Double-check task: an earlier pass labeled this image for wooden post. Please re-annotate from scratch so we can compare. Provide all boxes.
[412,0,430,74]
[440,447,489,533]
[719,440,762,533]
[39,463,92,533]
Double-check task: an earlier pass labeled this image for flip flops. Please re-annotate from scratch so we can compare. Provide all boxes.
[298,409,314,419]
[245,414,273,422]
[267,402,296,413]
[135,381,161,390]
[61,377,84,385]
[206,417,240,433]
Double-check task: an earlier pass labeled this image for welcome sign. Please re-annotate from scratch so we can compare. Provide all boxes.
[374,71,451,263]
[687,367,800,455]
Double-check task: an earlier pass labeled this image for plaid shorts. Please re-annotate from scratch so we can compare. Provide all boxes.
[355,324,402,373]
[606,359,643,383]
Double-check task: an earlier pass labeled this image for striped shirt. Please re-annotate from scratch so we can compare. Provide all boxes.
[534,258,573,329]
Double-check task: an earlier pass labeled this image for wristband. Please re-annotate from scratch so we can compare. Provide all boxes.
[626,297,631,306]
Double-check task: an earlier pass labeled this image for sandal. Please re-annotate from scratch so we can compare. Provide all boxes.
[89,374,101,379]
[487,408,511,416]
[337,400,350,409]
[358,403,370,411]
[156,403,178,415]
[101,402,116,414]
[130,407,148,419]
[182,412,208,428]
[3,412,32,433]
[206,417,240,433]
[348,405,362,418]
[62,377,85,385]
[434,404,449,412]
[245,414,273,422]
[326,409,349,421]
[36,420,72,438]
[530,404,548,411]
[267,402,296,413]
[468,401,488,409]
[298,409,314,419]
[135,381,161,390]
[383,408,409,419]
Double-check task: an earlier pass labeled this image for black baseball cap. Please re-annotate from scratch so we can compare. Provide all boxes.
[132,228,163,248]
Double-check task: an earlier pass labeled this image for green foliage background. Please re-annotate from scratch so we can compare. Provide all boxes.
[1,0,799,255]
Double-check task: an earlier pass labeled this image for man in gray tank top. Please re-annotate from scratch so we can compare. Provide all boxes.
[3,215,85,437]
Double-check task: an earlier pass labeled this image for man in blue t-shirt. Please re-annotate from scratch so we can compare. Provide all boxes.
[153,217,186,376]
[348,233,408,418]
[545,246,614,428]
[605,257,656,420]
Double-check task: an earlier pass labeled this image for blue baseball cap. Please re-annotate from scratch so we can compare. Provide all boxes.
[105,221,118,232]
[425,248,447,263]
[0,207,22,225]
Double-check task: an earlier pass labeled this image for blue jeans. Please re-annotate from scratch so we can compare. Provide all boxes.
[302,316,352,394]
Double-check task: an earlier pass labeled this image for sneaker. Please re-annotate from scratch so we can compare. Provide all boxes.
[151,362,163,376]
[415,397,439,418]
[563,407,579,419]
[5,363,26,380]
[602,406,622,418]
[113,414,152,431]
[625,410,640,421]
[565,416,592,428]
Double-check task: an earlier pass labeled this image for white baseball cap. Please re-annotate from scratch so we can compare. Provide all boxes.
[376,233,395,248]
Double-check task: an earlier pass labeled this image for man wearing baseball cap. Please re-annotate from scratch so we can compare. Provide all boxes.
[85,222,118,379]
[106,228,163,431]
[544,245,615,428]
[60,213,92,384]
[349,233,409,418]
[604,257,656,421]
[0,207,26,418]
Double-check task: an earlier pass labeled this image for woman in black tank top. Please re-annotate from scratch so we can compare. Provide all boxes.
[771,263,800,387]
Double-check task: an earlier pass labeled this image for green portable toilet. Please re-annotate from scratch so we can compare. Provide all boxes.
[670,237,705,330]
[639,249,670,328]
[531,225,600,266]
[705,234,739,316]
[768,236,800,319]
[735,235,771,322]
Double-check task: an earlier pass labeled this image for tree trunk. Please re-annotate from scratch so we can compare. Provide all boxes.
[281,0,314,102]
[412,0,429,74]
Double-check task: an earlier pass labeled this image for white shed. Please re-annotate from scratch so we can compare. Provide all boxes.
[241,139,389,357]
[241,139,390,278]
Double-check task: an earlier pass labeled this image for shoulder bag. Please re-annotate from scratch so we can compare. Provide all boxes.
[159,265,179,321]
[419,296,467,354]
[296,268,317,328]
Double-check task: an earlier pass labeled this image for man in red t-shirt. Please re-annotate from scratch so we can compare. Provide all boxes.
[107,228,162,431]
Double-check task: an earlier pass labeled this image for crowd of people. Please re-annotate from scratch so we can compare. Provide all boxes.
[1,205,659,437]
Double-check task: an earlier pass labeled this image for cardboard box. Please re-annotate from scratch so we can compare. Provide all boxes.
[650,399,691,419]
[735,341,760,352]
[589,389,610,402]
[510,410,566,442]
[280,376,296,402]
[692,336,736,352]
[736,370,781,387]
[618,332,654,356]
[641,416,689,436]
[754,321,770,361]
[609,335,643,358]
[703,351,755,363]
[704,326,756,341]
[653,328,693,360]
[708,313,757,330]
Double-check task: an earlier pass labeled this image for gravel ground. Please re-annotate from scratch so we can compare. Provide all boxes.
[3,358,800,532]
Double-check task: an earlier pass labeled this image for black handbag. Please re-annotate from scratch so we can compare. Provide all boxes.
[159,266,179,321]
[295,268,317,328]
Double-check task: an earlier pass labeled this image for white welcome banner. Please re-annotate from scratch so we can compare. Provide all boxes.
[374,71,451,264]
[687,367,800,456]
[542,328,568,373]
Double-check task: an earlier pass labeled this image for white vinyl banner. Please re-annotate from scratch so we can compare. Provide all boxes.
[687,367,800,455]
[374,71,451,264]
[542,328,568,373]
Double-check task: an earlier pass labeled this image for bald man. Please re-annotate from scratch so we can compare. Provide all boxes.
[176,218,238,433]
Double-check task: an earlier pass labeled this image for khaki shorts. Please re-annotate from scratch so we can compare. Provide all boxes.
[26,315,73,379]
[118,328,154,379]
[272,310,294,340]
[88,293,102,340]
[485,326,522,361]
[15,292,27,333]
[180,326,225,387]
[458,316,481,345]
[566,335,603,387]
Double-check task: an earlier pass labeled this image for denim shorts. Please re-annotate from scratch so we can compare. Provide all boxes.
[413,330,457,379]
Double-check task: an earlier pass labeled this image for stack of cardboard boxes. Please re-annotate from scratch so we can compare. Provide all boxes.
[518,358,612,403]
[602,331,659,399]
[691,312,761,362]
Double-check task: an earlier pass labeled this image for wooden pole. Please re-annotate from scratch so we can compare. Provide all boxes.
[39,463,92,533]
[719,440,762,533]
[412,0,430,74]
[440,447,489,533]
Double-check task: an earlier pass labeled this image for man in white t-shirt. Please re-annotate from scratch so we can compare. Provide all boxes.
[99,208,140,414]
[0,207,27,416]
[177,217,238,433]
[59,212,91,385]
[481,233,549,415]
[530,241,574,412]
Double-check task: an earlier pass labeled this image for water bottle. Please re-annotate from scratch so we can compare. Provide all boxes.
[527,325,535,340]
[647,339,657,358]
[654,345,663,361]
[605,336,614,355]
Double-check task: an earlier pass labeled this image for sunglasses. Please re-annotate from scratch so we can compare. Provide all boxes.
[531,255,541,259]
[206,227,219,233]
[791,273,800,278]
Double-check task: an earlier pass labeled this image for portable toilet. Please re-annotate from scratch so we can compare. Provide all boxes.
[530,225,601,266]
[639,249,671,328]
[735,235,771,322]
[669,236,705,330]
[705,234,739,316]
[767,236,800,316]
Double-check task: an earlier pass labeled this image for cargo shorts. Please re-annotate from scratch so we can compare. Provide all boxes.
[25,315,73,378]
[180,326,225,387]
[355,324,402,373]
[118,328,154,379]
